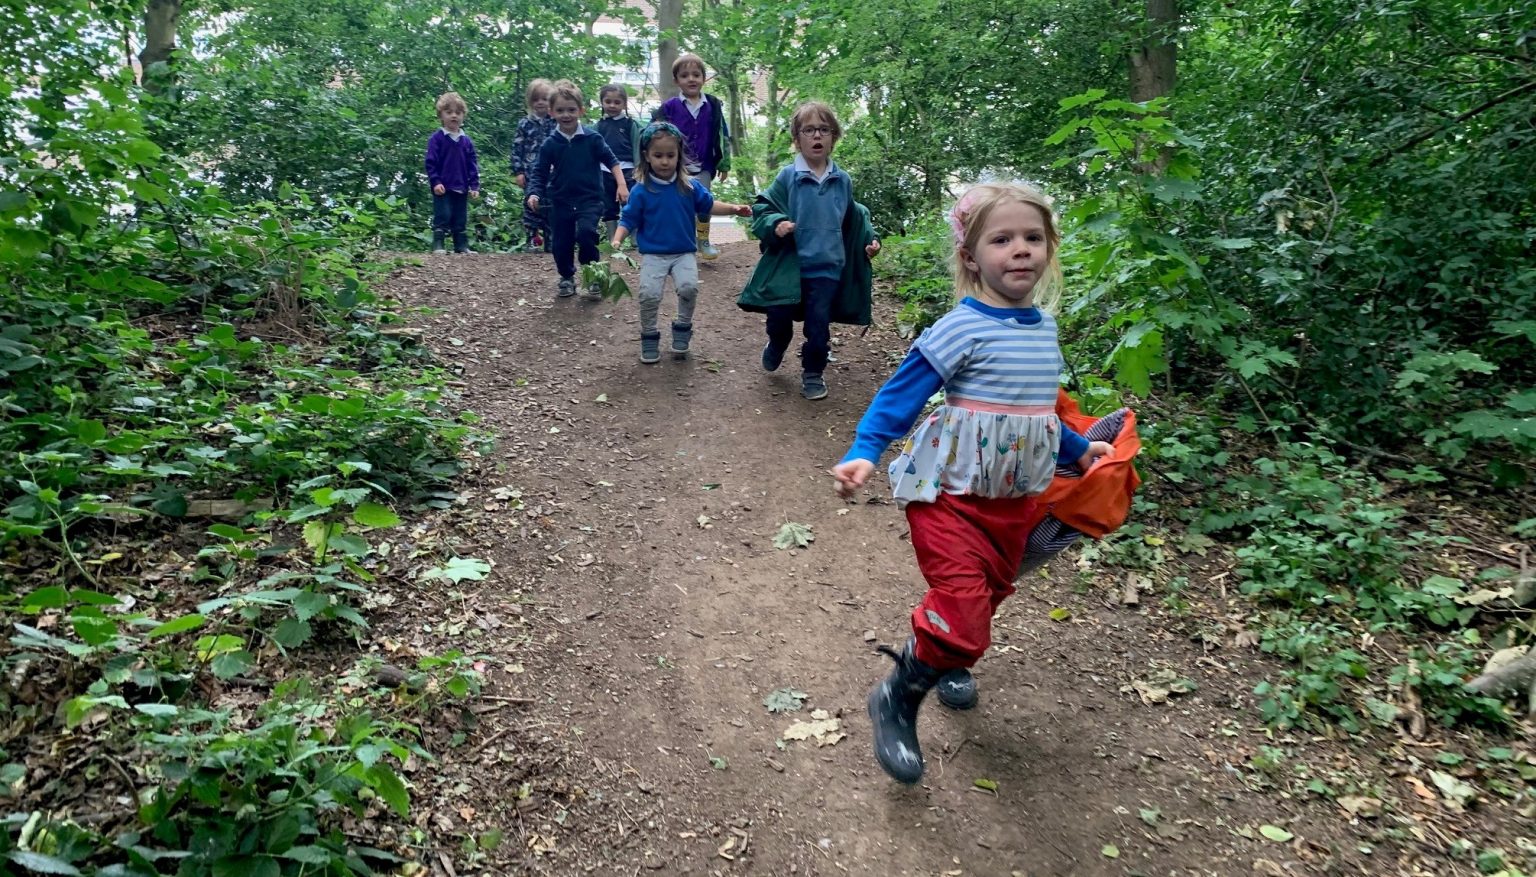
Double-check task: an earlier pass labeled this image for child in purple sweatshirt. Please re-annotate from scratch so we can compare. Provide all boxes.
[650,53,731,261]
[424,91,480,254]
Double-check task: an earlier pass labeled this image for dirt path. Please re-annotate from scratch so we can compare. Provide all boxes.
[382,247,1457,876]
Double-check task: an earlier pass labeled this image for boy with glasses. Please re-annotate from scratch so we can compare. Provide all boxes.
[737,102,880,400]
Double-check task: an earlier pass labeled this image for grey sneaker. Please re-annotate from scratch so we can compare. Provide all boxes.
[761,343,786,372]
[557,277,577,298]
[671,321,693,356]
[802,372,828,401]
[583,279,604,302]
[639,331,661,364]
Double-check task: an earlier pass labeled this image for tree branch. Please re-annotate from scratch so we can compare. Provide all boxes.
[1369,79,1536,168]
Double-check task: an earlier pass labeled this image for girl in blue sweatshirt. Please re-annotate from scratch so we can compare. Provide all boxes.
[611,123,750,364]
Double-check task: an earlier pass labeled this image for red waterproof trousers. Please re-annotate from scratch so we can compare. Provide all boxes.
[906,492,1038,670]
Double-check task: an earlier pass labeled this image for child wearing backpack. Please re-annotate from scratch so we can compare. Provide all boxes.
[831,181,1131,786]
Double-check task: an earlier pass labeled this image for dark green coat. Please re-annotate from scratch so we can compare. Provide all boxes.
[736,165,875,326]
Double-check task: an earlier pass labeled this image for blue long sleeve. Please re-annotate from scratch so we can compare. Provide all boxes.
[1058,421,1089,467]
[840,345,1092,467]
[842,348,945,464]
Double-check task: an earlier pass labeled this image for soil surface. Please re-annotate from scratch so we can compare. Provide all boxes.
[378,245,1522,877]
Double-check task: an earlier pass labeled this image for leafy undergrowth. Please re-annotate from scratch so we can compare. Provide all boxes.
[1058,397,1536,872]
[0,79,495,873]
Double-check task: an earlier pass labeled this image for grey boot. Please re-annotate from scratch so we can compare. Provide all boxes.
[867,638,941,785]
[671,320,693,355]
[935,668,978,710]
[639,331,661,364]
[557,277,577,298]
[801,372,828,401]
[452,230,469,254]
[431,231,446,254]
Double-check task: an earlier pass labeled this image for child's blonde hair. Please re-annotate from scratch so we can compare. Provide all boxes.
[548,79,584,110]
[671,53,706,81]
[435,92,467,116]
[948,182,1064,312]
[789,101,841,144]
[525,78,553,112]
[598,83,628,106]
[635,122,692,193]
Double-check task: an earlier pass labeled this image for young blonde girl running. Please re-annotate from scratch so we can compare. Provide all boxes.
[611,123,750,363]
[832,182,1115,785]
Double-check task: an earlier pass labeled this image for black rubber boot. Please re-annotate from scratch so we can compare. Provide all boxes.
[935,668,978,710]
[452,230,469,254]
[430,231,446,254]
[867,638,941,785]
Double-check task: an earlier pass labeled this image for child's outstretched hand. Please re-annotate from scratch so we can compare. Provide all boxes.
[734,204,751,217]
[866,239,881,258]
[433,184,446,196]
[832,459,875,498]
[1076,441,1113,472]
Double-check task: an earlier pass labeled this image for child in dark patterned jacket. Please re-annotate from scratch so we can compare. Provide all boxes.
[509,79,555,251]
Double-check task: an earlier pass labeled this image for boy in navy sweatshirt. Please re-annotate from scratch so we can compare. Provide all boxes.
[423,91,480,254]
[526,80,629,300]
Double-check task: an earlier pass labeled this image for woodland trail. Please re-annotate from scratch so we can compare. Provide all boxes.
[380,244,1430,877]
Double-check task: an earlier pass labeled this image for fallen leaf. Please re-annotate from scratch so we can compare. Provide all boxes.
[1101,844,1119,859]
[974,778,998,792]
[1258,825,1293,843]
[1405,775,1435,801]
[1128,668,1198,705]
[763,687,808,713]
[1428,770,1476,811]
[772,521,814,550]
[782,716,842,746]
[1338,796,1382,819]
[1048,607,1071,622]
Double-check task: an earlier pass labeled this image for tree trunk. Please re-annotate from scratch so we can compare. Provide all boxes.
[139,0,181,95]
[656,0,683,102]
[1128,0,1177,103]
[1128,0,1177,173]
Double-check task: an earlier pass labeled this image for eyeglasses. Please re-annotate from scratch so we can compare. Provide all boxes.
[799,126,834,137]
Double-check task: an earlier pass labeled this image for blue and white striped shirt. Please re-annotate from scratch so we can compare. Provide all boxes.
[916,303,1063,408]
[841,298,1087,466]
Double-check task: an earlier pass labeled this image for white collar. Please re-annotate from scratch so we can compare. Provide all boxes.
[793,154,835,182]
[441,128,463,141]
